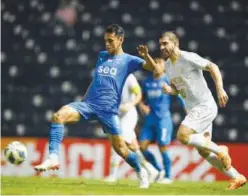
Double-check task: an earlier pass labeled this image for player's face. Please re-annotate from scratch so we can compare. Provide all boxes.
[159,36,175,59]
[104,33,123,55]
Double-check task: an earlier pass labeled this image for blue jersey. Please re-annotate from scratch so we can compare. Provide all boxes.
[84,51,145,114]
[142,74,184,119]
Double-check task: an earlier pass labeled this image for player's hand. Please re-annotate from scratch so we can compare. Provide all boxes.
[140,105,150,115]
[119,103,133,113]
[137,45,149,57]
[162,83,172,94]
[217,88,229,108]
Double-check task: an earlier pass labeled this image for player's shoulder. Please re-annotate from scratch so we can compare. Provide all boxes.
[98,50,109,57]
[125,53,143,61]
[143,74,153,84]
[142,78,150,89]
[126,73,139,84]
[126,73,136,81]
[181,50,202,61]
[125,53,136,58]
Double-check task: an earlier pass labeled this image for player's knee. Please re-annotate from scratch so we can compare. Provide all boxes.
[113,142,129,158]
[139,142,148,152]
[177,129,190,144]
[52,106,79,124]
[127,143,137,152]
[198,148,210,158]
[159,145,167,152]
[51,112,64,124]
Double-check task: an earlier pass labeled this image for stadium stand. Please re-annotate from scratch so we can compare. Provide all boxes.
[2,0,248,142]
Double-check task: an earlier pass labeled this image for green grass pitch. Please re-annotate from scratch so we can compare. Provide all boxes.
[1,176,247,195]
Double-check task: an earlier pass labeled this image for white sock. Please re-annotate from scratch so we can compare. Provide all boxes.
[135,150,158,175]
[109,148,122,178]
[188,134,222,155]
[135,149,146,162]
[206,152,239,179]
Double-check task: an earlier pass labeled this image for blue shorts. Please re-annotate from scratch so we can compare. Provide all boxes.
[139,114,173,146]
[67,101,121,135]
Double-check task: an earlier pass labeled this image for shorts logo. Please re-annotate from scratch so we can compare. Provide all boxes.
[98,66,117,76]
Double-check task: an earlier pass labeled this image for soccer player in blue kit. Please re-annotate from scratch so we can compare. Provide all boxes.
[138,57,185,184]
[34,24,158,188]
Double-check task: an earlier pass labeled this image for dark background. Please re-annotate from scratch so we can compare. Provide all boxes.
[2,0,248,142]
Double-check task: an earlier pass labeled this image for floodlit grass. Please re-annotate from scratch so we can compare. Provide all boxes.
[1,176,247,195]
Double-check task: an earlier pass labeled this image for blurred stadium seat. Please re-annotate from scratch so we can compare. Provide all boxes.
[1,0,248,142]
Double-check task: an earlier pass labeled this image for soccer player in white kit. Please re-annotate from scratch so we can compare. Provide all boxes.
[104,74,158,182]
[137,32,246,190]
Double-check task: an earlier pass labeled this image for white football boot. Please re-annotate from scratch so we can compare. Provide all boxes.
[147,169,159,183]
[34,157,60,172]
[157,177,173,184]
[156,170,165,182]
[103,175,117,183]
[137,167,149,188]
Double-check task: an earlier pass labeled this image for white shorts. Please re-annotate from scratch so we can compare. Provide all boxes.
[182,100,218,138]
[120,107,138,144]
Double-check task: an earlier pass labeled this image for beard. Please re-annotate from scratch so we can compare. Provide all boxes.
[161,44,176,60]
[161,50,171,60]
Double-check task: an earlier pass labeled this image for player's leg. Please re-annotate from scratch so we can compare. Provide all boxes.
[99,113,149,188]
[156,117,173,184]
[34,102,91,172]
[120,110,158,180]
[197,128,247,190]
[104,147,122,182]
[104,109,139,182]
[108,134,149,188]
[127,138,159,183]
[177,104,231,170]
[139,122,162,172]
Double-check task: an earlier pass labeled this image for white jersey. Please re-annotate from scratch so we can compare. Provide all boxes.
[165,50,215,112]
[119,74,139,116]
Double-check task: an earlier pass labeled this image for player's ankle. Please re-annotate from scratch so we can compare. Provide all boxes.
[49,153,59,161]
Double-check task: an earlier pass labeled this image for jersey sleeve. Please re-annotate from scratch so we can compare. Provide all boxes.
[188,53,211,70]
[128,55,145,73]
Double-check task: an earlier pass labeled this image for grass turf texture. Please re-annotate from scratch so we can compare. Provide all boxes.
[1,176,247,195]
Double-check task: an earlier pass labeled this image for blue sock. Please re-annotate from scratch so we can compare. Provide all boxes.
[125,151,142,173]
[161,151,171,178]
[49,123,64,155]
[143,150,162,171]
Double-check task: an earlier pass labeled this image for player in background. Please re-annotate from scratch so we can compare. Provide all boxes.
[138,32,246,190]
[34,24,160,188]
[138,58,185,184]
[104,74,158,182]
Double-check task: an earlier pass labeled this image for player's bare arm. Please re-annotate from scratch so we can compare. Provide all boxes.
[119,85,142,113]
[137,45,163,73]
[205,63,229,108]
[162,83,179,96]
[138,100,150,115]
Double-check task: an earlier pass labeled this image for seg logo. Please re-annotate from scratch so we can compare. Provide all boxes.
[98,66,117,76]
[147,89,162,98]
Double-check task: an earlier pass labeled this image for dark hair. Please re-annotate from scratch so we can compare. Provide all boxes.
[105,24,125,37]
